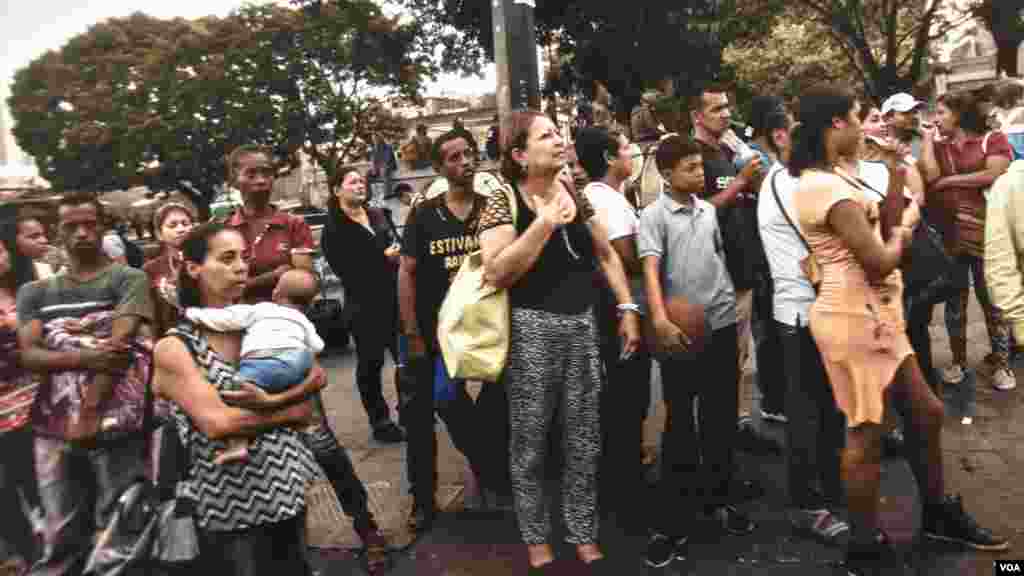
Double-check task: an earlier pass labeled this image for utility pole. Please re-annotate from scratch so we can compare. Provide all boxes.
[492,0,541,130]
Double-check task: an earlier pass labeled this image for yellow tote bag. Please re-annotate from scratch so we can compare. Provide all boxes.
[436,182,517,382]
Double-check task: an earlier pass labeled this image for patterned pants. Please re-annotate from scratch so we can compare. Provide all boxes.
[506,307,603,545]
[944,255,1011,369]
[29,435,145,576]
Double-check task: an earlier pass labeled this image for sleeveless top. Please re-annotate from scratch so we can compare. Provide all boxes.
[167,322,318,532]
[477,179,598,314]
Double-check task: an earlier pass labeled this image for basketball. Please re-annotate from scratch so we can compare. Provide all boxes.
[644,296,708,358]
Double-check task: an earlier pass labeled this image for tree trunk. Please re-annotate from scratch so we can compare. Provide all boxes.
[995,39,1022,76]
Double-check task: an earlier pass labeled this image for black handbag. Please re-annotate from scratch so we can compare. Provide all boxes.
[839,171,958,309]
[82,354,199,576]
[307,253,344,324]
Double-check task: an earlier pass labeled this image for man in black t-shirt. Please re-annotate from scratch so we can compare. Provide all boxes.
[690,87,780,461]
[398,129,511,533]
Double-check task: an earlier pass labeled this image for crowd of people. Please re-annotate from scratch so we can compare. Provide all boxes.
[1,76,1022,576]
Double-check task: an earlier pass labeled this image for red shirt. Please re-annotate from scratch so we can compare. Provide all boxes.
[936,131,1014,213]
[143,252,182,334]
[224,206,314,303]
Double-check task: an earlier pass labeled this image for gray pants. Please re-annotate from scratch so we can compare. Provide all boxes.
[506,307,603,545]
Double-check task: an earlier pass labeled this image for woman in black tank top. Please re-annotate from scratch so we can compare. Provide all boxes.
[477,110,641,571]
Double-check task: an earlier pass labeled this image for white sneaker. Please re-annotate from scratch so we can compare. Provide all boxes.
[992,368,1017,391]
[942,364,966,385]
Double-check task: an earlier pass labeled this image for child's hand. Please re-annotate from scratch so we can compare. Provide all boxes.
[221,381,274,410]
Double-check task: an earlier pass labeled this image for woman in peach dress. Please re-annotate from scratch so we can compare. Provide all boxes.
[789,86,1006,575]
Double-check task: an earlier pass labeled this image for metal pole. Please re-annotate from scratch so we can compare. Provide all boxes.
[493,0,541,130]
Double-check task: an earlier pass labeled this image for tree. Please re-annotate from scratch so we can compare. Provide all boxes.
[8,2,431,214]
[397,0,732,125]
[724,17,857,105]
[8,12,302,216]
[261,0,430,191]
[736,0,968,100]
[968,0,1024,76]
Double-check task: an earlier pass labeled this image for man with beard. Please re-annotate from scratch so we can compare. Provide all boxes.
[881,92,927,160]
[16,193,153,576]
[399,129,511,532]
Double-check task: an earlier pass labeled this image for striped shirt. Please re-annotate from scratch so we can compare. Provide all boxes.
[16,265,153,438]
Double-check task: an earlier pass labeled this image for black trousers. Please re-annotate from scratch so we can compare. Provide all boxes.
[0,427,37,564]
[777,320,845,509]
[404,354,510,507]
[301,413,376,536]
[653,324,739,538]
[198,515,311,576]
[350,306,399,428]
[906,301,939,392]
[753,281,786,414]
[594,290,652,511]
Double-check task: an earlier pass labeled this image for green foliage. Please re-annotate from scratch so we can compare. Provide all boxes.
[727,0,964,101]
[395,0,738,124]
[7,1,432,214]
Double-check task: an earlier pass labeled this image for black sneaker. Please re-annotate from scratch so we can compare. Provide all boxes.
[373,421,406,443]
[714,505,755,535]
[923,494,1009,551]
[673,536,689,561]
[882,427,905,456]
[407,503,435,534]
[735,422,782,455]
[644,533,674,568]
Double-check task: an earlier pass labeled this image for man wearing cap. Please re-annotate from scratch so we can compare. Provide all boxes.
[881,92,927,160]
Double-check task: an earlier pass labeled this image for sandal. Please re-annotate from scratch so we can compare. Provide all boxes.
[527,560,557,575]
[360,528,391,575]
[791,508,850,547]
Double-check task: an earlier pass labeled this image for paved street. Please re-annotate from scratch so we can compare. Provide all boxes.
[306,293,1024,575]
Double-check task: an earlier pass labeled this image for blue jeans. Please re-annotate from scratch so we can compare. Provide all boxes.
[238,348,314,394]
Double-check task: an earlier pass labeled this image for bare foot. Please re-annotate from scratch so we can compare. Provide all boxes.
[576,543,604,564]
[527,544,554,568]
[213,445,250,465]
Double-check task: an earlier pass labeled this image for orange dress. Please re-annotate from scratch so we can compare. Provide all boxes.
[795,172,913,427]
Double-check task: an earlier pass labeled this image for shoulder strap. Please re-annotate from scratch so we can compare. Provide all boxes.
[770,169,812,253]
[983,131,992,155]
[834,168,885,201]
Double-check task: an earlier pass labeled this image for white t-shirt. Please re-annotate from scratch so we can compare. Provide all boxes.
[584,181,647,315]
[757,163,815,326]
[185,302,326,358]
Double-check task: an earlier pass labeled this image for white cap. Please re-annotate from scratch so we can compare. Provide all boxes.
[881,93,926,115]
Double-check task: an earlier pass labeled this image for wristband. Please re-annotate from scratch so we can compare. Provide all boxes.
[616,303,641,316]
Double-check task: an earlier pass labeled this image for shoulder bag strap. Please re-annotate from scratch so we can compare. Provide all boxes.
[770,169,812,254]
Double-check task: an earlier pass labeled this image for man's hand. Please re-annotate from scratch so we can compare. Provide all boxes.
[900,198,921,230]
[408,334,427,358]
[738,155,763,183]
[618,312,641,359]
[384,244,400,262]
[653,317,689,356]
[79,343,134,373]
